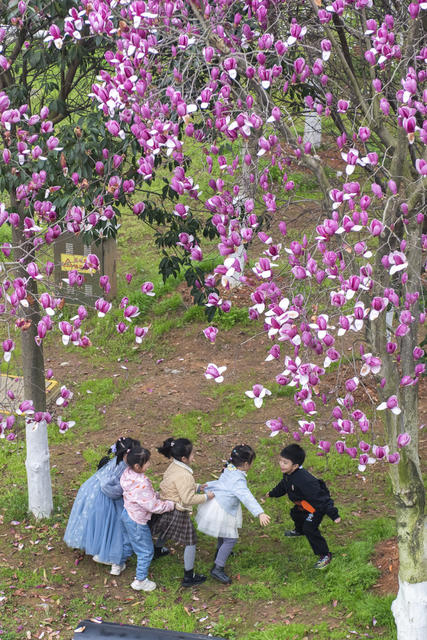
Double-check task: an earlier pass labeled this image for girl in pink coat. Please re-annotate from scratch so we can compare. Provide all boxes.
[120,446,174,592]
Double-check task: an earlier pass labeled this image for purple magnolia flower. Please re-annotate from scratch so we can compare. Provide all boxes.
[387,452,400,464]
[27,262,42,280]
[95,298,112,318]
[17,400,35,415]
[124,305,140,321]
[373,444,389,460]
[116,322,128,334]
[413,345,424,360]
[266,418,287,437]
[324,347,340,368]
[377,395,401,415]
[205,363,227,383]
[360,353,382,376]
[141,281,155,296]
[134,326,149,344]
[345,447,358,459]
[265,344,280,361]
[318,440,331,453]
[203,326,218,343]
[345,377,359,392]
[83,254,100,271]
[397,433,411,448]
[2,339,14,362]
[335,441,345,454]
[56,385,73,407]
[57,417,75,433]
[245,384,271,408]
[59,321,73,345]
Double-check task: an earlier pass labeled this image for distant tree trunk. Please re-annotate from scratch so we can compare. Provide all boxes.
[11,194,53,518]
[303,110,322,149]
[226,130,262,289]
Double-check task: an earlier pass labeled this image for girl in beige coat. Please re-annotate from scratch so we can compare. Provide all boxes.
[150,437,214,587]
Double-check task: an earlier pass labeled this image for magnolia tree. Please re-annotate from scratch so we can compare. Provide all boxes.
[0,0,426,637]
[0,0,187,518]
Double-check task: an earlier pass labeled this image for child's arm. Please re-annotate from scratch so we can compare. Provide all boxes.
[177,474,209,507]
[100,475,123,499]
[234,478,267,519]
[139,479,174,514]
[266,477,288,498]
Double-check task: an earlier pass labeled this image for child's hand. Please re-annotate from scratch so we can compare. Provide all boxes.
[259,513,271,526]
[334,517,341,524]
[206,491,215,500]
[199,483,208,492]
[264,492,270,498]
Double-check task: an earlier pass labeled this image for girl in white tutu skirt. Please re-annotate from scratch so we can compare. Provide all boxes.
[196,444,270,585]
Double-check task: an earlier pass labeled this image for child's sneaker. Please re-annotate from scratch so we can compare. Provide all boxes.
[210,565,232,585]
[110,563,126,575]
[284,529,303,537]
[314,553,332,569]
[131,578,156,591]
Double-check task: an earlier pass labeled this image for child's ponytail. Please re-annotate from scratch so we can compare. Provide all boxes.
[228,444,256,468]
[157,437,193,461]
[97,436,140,469]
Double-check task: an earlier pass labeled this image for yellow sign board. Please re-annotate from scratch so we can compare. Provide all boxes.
[60,253,89,273]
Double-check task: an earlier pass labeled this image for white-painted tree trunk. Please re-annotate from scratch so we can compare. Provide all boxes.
[25,419,53,518]
[303,110,322,148]
[225,242,246,289]
[391,578,427,640]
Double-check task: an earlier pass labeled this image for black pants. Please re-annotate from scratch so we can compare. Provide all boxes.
[290,505,329,556]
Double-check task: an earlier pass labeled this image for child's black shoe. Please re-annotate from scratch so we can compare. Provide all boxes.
[284,529,303,537]
[210,565,232,584]
[181,570,207,587]
[153,546,170,559]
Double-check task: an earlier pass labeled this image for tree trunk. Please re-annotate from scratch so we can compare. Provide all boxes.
[11,196,53,518]
[390,215,427,639]
[368,212,426,638]
[225,130,262,289]
[25,419,53,518]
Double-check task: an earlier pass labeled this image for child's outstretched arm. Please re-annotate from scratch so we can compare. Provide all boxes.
[267,477,288,498]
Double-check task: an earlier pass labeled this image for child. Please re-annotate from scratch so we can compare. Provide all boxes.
[120,446,175,591]
[150,437,214,587]
[64,436,140,575]
[196,444,271,585]
[266,443,341,569]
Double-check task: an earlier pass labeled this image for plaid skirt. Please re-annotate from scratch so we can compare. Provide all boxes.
[150,509,197,546]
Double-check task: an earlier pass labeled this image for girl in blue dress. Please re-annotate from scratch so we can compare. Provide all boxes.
[63,436,140,575]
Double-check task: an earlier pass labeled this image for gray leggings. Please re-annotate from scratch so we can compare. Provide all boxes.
[155,538,196,571]
[215,537,237,567]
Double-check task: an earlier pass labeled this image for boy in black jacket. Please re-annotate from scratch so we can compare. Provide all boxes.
[266,444,341,569]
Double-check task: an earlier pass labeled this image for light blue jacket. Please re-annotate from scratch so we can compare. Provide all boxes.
[205,465,264,517]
